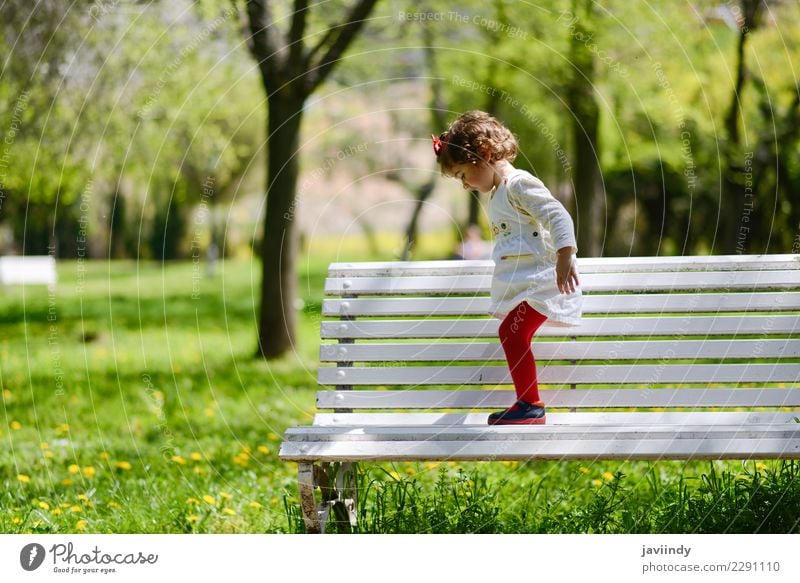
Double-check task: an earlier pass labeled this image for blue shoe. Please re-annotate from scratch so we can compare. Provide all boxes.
[488,400,546,425]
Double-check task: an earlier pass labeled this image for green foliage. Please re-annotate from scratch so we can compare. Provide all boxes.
[306,461,800,534]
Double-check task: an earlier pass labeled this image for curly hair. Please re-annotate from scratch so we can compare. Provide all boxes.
[434,110,518,171]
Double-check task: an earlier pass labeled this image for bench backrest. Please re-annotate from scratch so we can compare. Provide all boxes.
[316,255,800,426]
[0,256,57,286]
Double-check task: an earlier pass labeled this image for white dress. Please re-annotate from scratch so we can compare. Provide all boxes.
[487,168,582,326]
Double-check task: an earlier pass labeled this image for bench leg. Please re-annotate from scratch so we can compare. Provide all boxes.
[297,462,359,534]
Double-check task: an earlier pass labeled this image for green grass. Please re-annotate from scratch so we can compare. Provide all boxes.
[2,238,799,533]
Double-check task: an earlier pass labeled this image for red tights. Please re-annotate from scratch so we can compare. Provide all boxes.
[498,301,548,405]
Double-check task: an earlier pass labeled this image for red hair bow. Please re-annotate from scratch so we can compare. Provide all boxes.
[431,134,443,156]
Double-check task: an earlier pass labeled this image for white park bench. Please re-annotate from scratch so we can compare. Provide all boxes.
[0,255,57,286]
[279,254,800,533]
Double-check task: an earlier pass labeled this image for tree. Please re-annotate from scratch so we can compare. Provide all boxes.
[719,0,765,254]
[566,0,604,257]
[241,0,379,359]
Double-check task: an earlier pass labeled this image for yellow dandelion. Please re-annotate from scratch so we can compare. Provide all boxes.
[591,479,603,488]
[60,503,72,508]
[602,471,615,482]
[190,452,203,461]
[223,508,236,516]
[99,452,110,460]
[257,445,270,455]
[10,420,22,430]
[248,501,263,510]
[115,461,132,471]
[424,462,440,470]
[756,463,767,472]
[44,451,54,459]
[579,466,591,474]
[268,432,279,441]
[193,466,204,475]
[2,389,11,399]
[70,506,81,513]
[219,491,231,500]
[16,474,30,484]
[75,520,87,531]
[187,515,200,523]
[51,508,62,515]
[107,501,121,509]
[404,467,416,475]
[61,478,73,487]
[12,517,22,525]
[204,407,215,418]
[56,423,69,435]
[40,442,49,450]
[68,464,80,474]
[171,455,187,465]
[186,497,200,506]
[77,494,89,502]
[38,501,50,510]
[82,467,96,478]
[270,498,279,505]
[202,495,216,505]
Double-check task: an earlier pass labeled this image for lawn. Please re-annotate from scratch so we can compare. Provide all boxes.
[2,237,799,534]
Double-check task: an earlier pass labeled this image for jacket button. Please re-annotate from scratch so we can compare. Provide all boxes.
[532,232,538,237]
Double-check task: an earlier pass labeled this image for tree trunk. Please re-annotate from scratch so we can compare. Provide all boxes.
[719,0,762,254]
[256,96,304,359]
[568,0,604,257]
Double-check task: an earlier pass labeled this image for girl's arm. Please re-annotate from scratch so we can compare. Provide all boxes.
[508,174,580,294]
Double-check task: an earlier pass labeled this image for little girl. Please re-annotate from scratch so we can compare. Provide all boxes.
[433,110,582,425]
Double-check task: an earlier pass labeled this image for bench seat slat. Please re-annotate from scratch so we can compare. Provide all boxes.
[325,271,799,295]
[279,437,800,462]
[285,424,800,442]
[312,411,800,426]
[320,339,800,363]
[323,292,800,316]
[321,315,800,339]
[327,255,800,277]
[316,388,800,409]
[318,363,800,386]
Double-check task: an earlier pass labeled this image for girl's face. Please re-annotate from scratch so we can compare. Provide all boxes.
[445,160,498,193]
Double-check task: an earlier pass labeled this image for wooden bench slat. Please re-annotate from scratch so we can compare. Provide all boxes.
[320,339,800,362]
[325,271,799,295]
[280,437,800,462]
[285,424,800,442]
[327,255,800,277]
[313,411,800,426]
[316,388,800,409]
[318,363,800,386]
[322,292,800,316]
[320,314,800,339]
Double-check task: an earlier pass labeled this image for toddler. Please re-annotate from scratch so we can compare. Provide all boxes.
[433,111,582,425]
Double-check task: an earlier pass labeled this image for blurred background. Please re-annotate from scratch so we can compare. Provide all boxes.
[3,0,798,262]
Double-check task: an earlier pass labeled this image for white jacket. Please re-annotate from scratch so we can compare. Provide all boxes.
[487,168,582,326]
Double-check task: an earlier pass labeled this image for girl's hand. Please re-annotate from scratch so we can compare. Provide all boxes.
[556,248,579,294]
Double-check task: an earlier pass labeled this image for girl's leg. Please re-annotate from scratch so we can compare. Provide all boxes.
[497,301,548,405]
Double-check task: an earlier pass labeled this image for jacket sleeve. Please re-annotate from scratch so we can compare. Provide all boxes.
[507,174,578,254]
